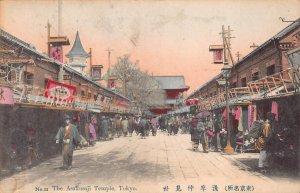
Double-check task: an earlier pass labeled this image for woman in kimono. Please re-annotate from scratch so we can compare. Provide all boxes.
[88,116,97,145]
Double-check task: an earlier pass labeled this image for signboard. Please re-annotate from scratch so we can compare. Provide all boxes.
[0,87,14,105]
[50,46,63,63]
[63,75,71,80]
[91,65,103,81]
[108,79,115,89]
[213,49,223,63]
[209,45,224,64]
[44,80,76,102]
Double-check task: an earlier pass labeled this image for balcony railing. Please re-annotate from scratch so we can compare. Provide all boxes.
[197,68,300,110]
[9,83,135,114]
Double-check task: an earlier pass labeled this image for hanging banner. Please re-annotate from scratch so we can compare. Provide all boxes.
[108,79,115,90]
[50,46,63,63]
[185,98,198,106]
[0,87,14,105]
[209,45,224,64]
[91,65,103,81]
[44,80,76,102]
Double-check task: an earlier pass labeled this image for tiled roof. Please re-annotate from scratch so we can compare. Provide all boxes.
[186,18,300,100]
[153,76,189,90]
[186,73,222,99]
[66,31,89,58]
[235,18,300,68]
[0,28,129,101]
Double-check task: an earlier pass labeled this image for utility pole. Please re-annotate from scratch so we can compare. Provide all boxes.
[250,42,258,50]
[222,26,227,63]
[106,48,113,88]
[222,26,235,66]
[236,52,242,62]
[58,0,62,36]
[221,25,234,154]
[88,48,92,77]
[47,21,51,57]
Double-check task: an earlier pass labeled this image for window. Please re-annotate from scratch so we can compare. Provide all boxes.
[241,77,247,87]
[267,65,275,76]
[94,95,97,101]
[252,72,259,81]
[230,82,237,88]
[81,90,85,97]
[88,92,92,99]
[24,71,34,85]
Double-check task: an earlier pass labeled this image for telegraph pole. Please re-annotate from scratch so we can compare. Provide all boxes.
[47,21,51,57]
[236,52,242,63]
[250,42,258,50]
[58,0,62,36]
[222,26,235,66]
[106,48,113,88]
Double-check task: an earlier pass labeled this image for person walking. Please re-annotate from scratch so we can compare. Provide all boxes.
[190,116,200,151]
[139,116,147,139]
[88,116,97,146]
[128,116,135,137]
[100,116,110,141]
[115,115,122,138]
[198,118,209,153]
[121,116,129,137]
[255,115,273,173]
[55,114,81,170]
[151,116,159,136]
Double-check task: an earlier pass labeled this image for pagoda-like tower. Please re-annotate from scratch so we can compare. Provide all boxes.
[66,31,89,75]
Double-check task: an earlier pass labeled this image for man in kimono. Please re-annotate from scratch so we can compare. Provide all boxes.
[198,118,209,153]
[255,117,272,173]
[139,116,147,139]
[190,116,200,151]
[56,114,81,170]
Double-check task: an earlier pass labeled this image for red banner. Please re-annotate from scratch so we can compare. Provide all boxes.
[0,87,14,105]
[108,79,115,89]
[185,98,198,106]
[50,46,63,63]
[44,80,76,102]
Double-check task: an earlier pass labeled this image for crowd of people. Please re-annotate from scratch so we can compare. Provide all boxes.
[7,111,297,174]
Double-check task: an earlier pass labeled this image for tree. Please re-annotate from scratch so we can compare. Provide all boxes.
[127,70,165,108]
[113,55,139,96]
[111,55,165,109]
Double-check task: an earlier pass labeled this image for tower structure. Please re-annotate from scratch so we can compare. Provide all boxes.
[66,31,89,75]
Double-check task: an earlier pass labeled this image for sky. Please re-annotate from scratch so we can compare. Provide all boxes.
[0,0,299,95]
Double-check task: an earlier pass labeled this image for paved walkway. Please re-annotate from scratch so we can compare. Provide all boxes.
[0,131,299,193]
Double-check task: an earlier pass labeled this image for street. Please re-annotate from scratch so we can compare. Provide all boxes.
[0,132,299,193]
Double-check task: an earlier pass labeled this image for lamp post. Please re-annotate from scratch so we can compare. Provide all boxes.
[222,62,234,154]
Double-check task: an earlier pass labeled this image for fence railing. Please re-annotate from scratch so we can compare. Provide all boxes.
[198,68,300,110]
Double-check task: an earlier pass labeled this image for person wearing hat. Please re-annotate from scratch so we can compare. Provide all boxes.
[55,114,81,170]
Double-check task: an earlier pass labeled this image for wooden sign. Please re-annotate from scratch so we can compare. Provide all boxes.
[63,75,71,80]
